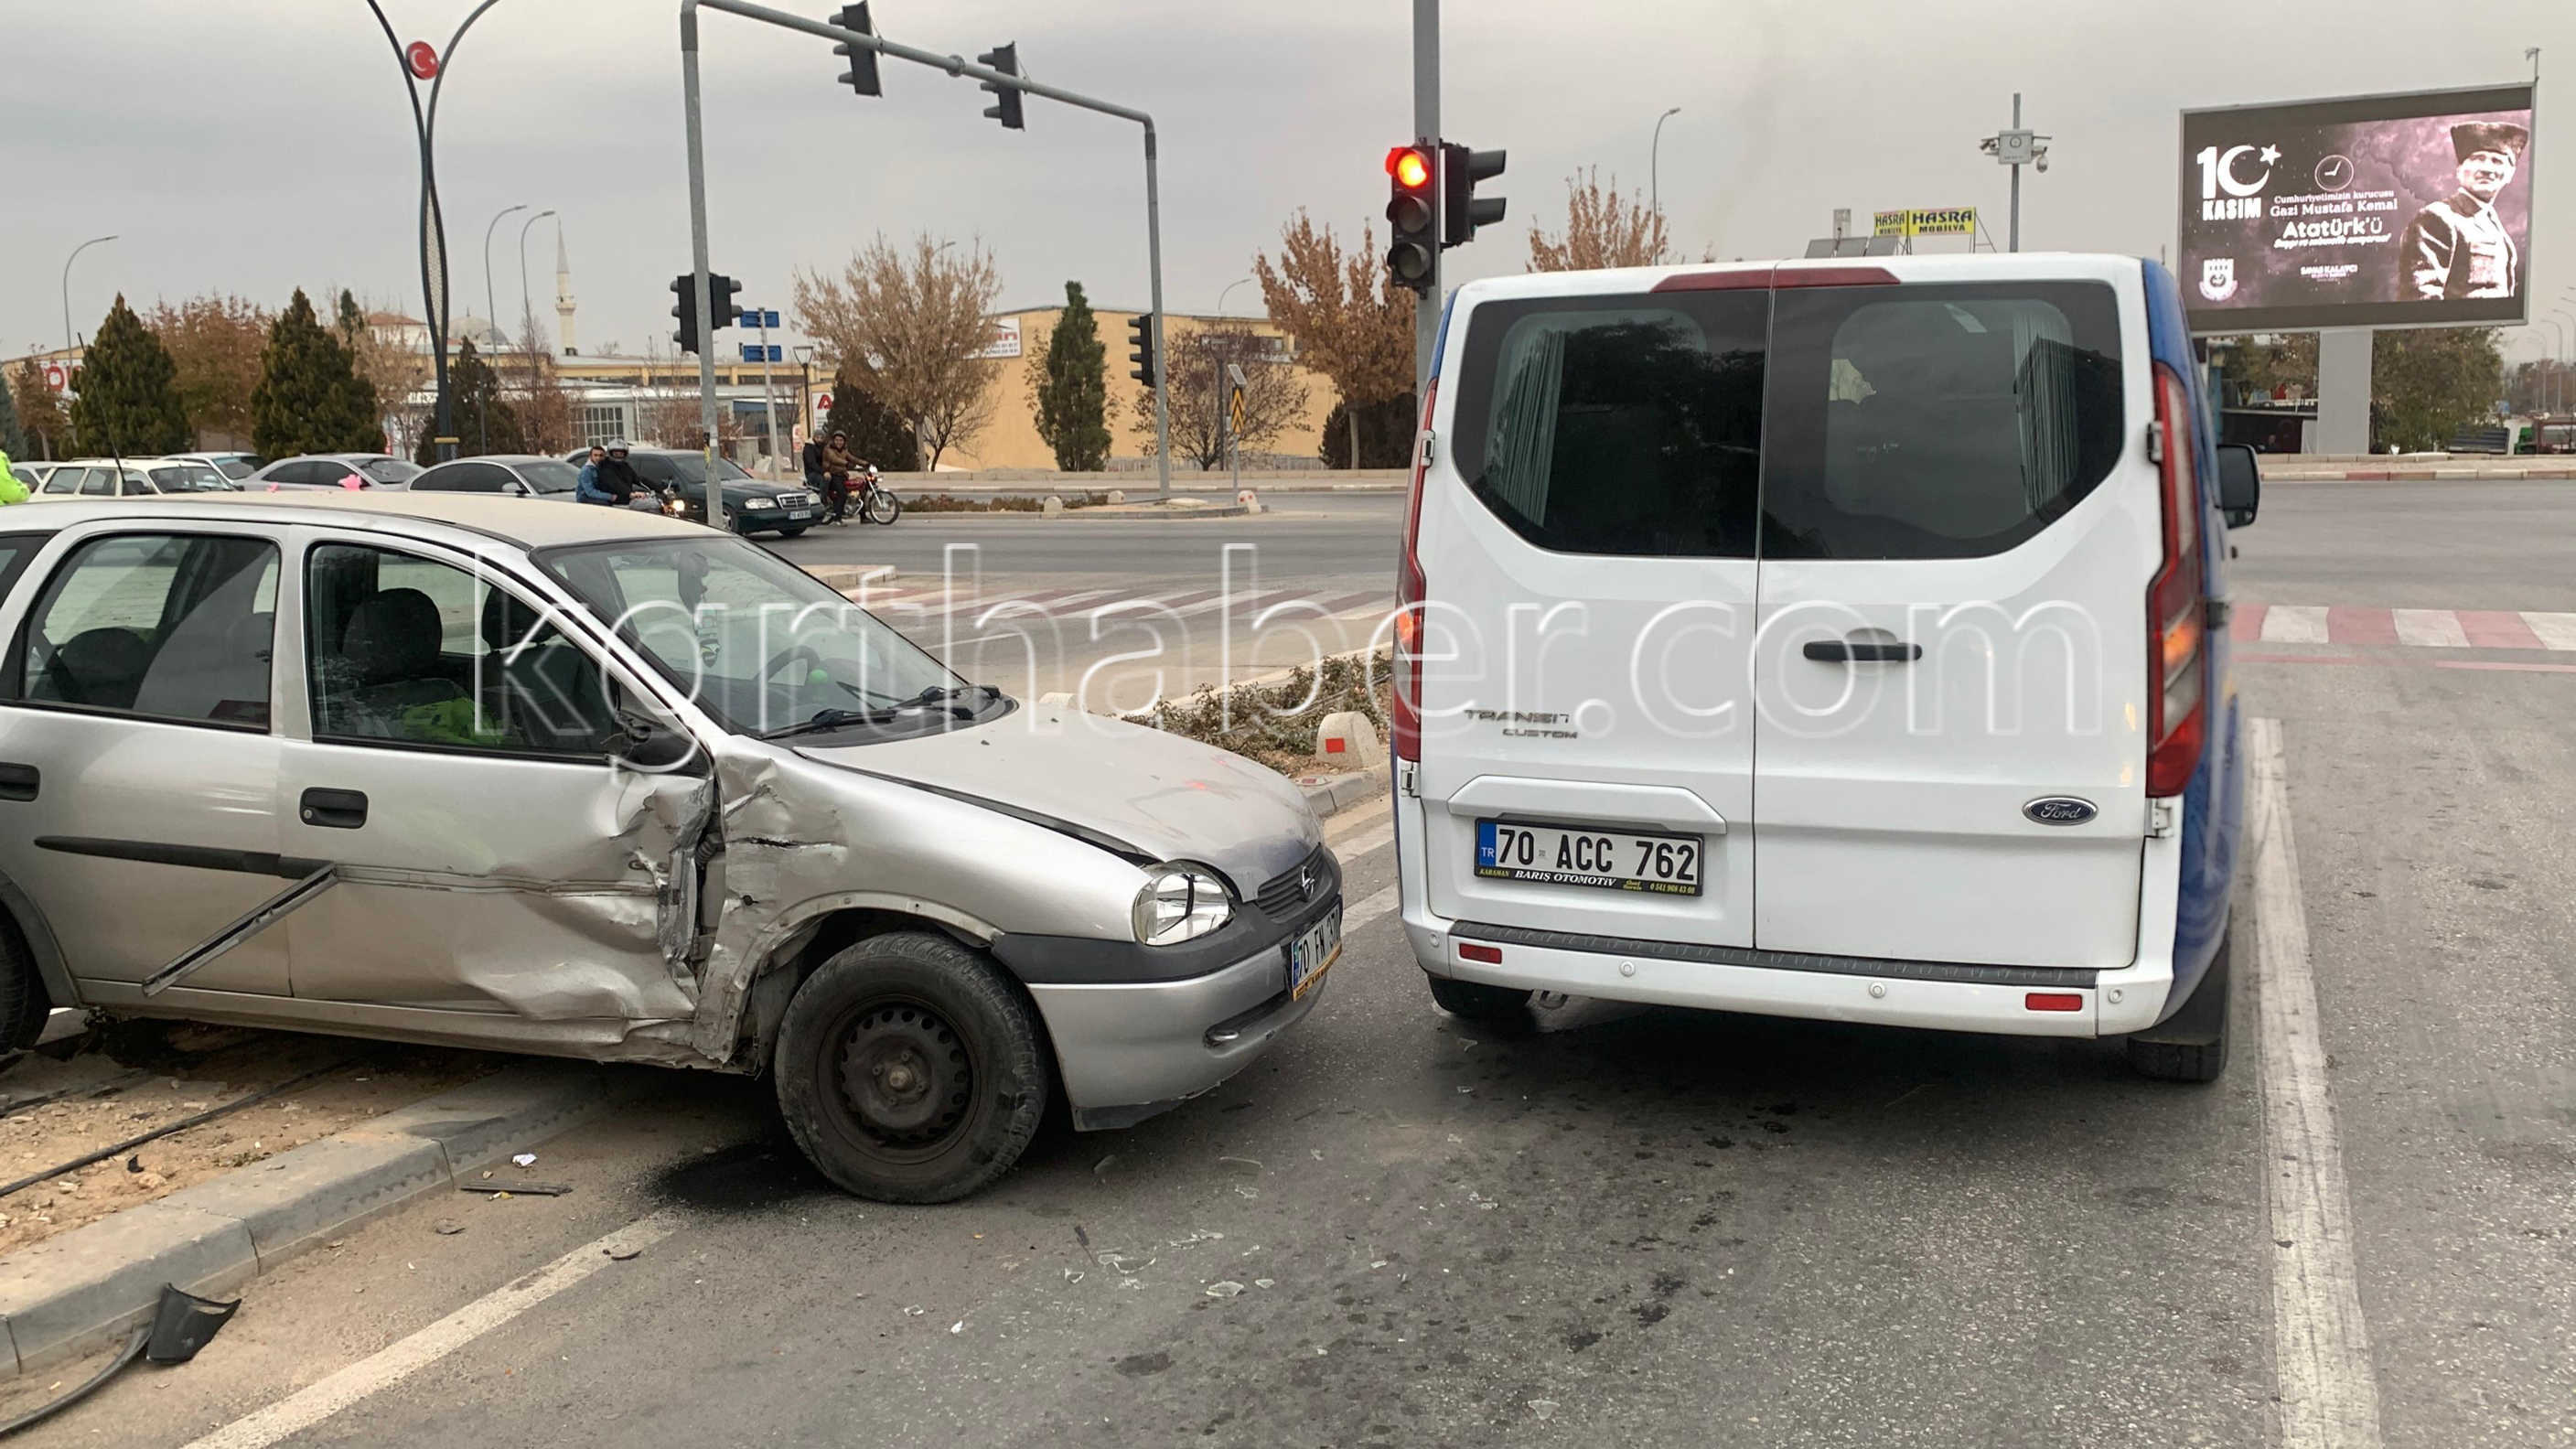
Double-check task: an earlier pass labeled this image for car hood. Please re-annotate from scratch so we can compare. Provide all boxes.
[794,704,1324,893]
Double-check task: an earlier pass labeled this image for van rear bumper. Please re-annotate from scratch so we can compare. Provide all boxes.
[1412,918,2176,1039]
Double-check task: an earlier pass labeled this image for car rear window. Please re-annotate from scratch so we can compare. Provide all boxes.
[1450,291,1768,559]
[1760,281,2123,560]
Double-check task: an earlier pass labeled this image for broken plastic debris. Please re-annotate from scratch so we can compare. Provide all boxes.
[606,1246,641,1261]
[1217,1155,1262,1171]
[902,1305,925,1316]
[1253,1278,1276,1290]
[1233,1186,1260,1200]
[1098,1251,1155,1273]
[1467,1190,1497,1211]
[949,1321,964,1335]
[434,1220,464,1236]
[511,1154,538,1168]
[1528,1400,1560,1421]
[1063,1269,1085,1284]
[1369,1260,1389,1270]
[1092,1154,1120,1178]
[1204,1282,1246,1299]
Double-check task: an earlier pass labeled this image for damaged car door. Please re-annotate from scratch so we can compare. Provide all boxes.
[274,534,716,1049]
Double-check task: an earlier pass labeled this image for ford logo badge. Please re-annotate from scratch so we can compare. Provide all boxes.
[2023,797,2098,826]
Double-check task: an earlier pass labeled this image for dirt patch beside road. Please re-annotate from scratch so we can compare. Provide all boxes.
[0,1025,500,1257]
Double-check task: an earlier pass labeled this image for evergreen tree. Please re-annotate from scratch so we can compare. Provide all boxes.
[822,367,920,471]
[252,289,382,457]
[70,295,191,456]
[414,340,522,462]
[0,369,25,459]
[1030,282,1111,471]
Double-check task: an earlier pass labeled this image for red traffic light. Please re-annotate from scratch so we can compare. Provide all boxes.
[1386,146,1432,190]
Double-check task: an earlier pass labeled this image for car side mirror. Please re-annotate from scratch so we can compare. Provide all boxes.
[610,714,703,774]
[507,480,530,497]
[2216,444,2259,529]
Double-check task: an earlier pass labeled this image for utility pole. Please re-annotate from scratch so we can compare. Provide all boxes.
[756,308,783,476]
[1412,0,1441,395]
[1979,93,2050,252]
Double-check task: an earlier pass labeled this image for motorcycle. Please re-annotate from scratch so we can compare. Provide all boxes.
[851,466,902,526]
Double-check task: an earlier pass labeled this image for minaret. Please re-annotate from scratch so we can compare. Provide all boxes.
[554,220,578,355]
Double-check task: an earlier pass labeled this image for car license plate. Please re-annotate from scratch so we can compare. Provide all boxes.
[1287,906,1342,1002]
[786,509,812,520]
[1475,820,1703,896]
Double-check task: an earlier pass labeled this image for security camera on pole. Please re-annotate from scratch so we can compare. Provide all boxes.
[1978,93,2051,252]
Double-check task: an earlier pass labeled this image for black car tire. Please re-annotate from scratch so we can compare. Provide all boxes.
[778,526,809,539]
[0,912,54,1060]
[1426,974,1533,1023]
[2124,927,2232,1084]
[773,931,1049,1204]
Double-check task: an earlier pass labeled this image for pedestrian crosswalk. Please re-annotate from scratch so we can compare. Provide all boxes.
[2234,605,2576,650]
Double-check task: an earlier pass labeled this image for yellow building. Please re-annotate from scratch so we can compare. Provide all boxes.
[932,304,1339,473]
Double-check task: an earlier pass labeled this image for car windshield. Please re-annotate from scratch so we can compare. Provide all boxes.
[626,453,751,488]
[516,460,582,493]
[360,458,422,484]
[213,457,260,479]
[148,463,234,492]
[537,536,979,738]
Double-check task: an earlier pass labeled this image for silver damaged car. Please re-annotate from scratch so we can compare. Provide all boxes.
[0,495,1343,1201]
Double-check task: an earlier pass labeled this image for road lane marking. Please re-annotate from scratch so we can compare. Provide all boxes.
[2389,608,2468,649]
[184,1213,683,1449]
[1346,884,1401,929]
[2259,606,2332,645]
[2523,610,2576,650]
[2248,717,2383,1449]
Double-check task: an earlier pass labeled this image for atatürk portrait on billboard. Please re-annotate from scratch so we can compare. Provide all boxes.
[2399,122,2530,300]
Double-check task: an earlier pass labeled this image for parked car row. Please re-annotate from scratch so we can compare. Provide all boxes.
[11,456,252,499]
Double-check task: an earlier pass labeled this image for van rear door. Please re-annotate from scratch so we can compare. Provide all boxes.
[1748,262,2153,969]
[1413,277,1768,947]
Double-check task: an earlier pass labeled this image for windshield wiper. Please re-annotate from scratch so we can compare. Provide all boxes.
[758,686,1004,740]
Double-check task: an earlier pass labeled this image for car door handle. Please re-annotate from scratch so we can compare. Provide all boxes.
[0,764,37,802]
[1803,639,1922,663]
[299,788,370,830]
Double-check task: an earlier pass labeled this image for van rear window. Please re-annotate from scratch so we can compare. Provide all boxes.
[1449,291,1767,559]
[1761,281,2124,560]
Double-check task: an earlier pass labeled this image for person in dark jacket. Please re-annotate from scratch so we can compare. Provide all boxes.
[820,431,856,523]
[593,438,647,508]
[2399,121,2528,301]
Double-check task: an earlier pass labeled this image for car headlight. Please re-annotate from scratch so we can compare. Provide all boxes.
[661,497,687,515]
[1132,864,1234,946]
[740,496,773,509]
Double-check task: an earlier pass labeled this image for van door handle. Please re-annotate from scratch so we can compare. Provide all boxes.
[299,788,370,830]
[0,764,37,802]
[1803,639,1922,663]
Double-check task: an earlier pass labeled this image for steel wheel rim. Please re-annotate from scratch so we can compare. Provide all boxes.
[821,994,980,1161]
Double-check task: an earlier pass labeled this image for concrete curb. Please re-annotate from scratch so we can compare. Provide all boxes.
[1298,772,1389,820]
[0,1061,612,1379]
[907,503,1256,521]
[2270,470,2572,482]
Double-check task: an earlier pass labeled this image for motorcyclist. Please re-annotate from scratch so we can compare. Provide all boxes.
[574,444,613,505]
[821,431,855,524]
[591,438,646,509]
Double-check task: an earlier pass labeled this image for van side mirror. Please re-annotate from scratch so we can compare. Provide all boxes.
[2216,445,2259,529]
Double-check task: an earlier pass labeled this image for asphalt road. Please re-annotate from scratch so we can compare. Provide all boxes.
[21,479,2576,1448]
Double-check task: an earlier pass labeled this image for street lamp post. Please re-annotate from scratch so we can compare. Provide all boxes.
[361,0,512,464]
[516,208,557,349]
[792,343,816,451]
[1217,276,1253,316]
[61,235,116,354]
[1650,106,1680,222]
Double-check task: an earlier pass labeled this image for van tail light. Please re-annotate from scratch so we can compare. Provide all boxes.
[2146,364,2206,798]
[1392,380,1437,762]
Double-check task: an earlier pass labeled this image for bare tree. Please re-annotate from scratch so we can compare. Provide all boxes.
[342,298,433,454]
[793,233,1004,469]
[1131,319,1310,470]
[1253,211,1413,467]
[147,295,271,445]
[1529,168,1670,272]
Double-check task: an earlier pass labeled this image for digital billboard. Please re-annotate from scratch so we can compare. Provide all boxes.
[2178,84,2535,333]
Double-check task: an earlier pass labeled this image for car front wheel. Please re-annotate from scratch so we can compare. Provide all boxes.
[773,931,1049,1203]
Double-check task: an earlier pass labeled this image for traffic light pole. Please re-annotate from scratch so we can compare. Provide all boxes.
[682,5,724,527]
[1412,0,1440,396]
[680,0,1173,500]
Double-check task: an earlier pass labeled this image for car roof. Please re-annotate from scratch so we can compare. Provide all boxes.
[0,490,714,550]
[1448,251,2143,305]
[424,454,557,466]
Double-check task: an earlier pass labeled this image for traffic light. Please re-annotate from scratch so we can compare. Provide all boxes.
[832,3,880,97]
[671,274,698,355]
[670,273,742,355]
[977,43,1024,130]
[1441,143,1507,248]
[1384,145,1438,293]
[1128,312,1157,389]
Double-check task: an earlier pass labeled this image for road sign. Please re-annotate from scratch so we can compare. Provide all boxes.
[741,344,783,362]
[737,309,780,330]
[41,363,66,392]
[1229,385,1246,435]
[405,41,439,80]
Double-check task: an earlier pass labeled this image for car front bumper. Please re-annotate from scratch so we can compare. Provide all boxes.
[1026,928,1334,1131]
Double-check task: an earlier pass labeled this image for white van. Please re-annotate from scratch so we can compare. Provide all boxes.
[1392,253,2259,1080]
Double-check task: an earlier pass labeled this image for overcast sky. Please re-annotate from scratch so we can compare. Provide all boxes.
[5,0,2569,365]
